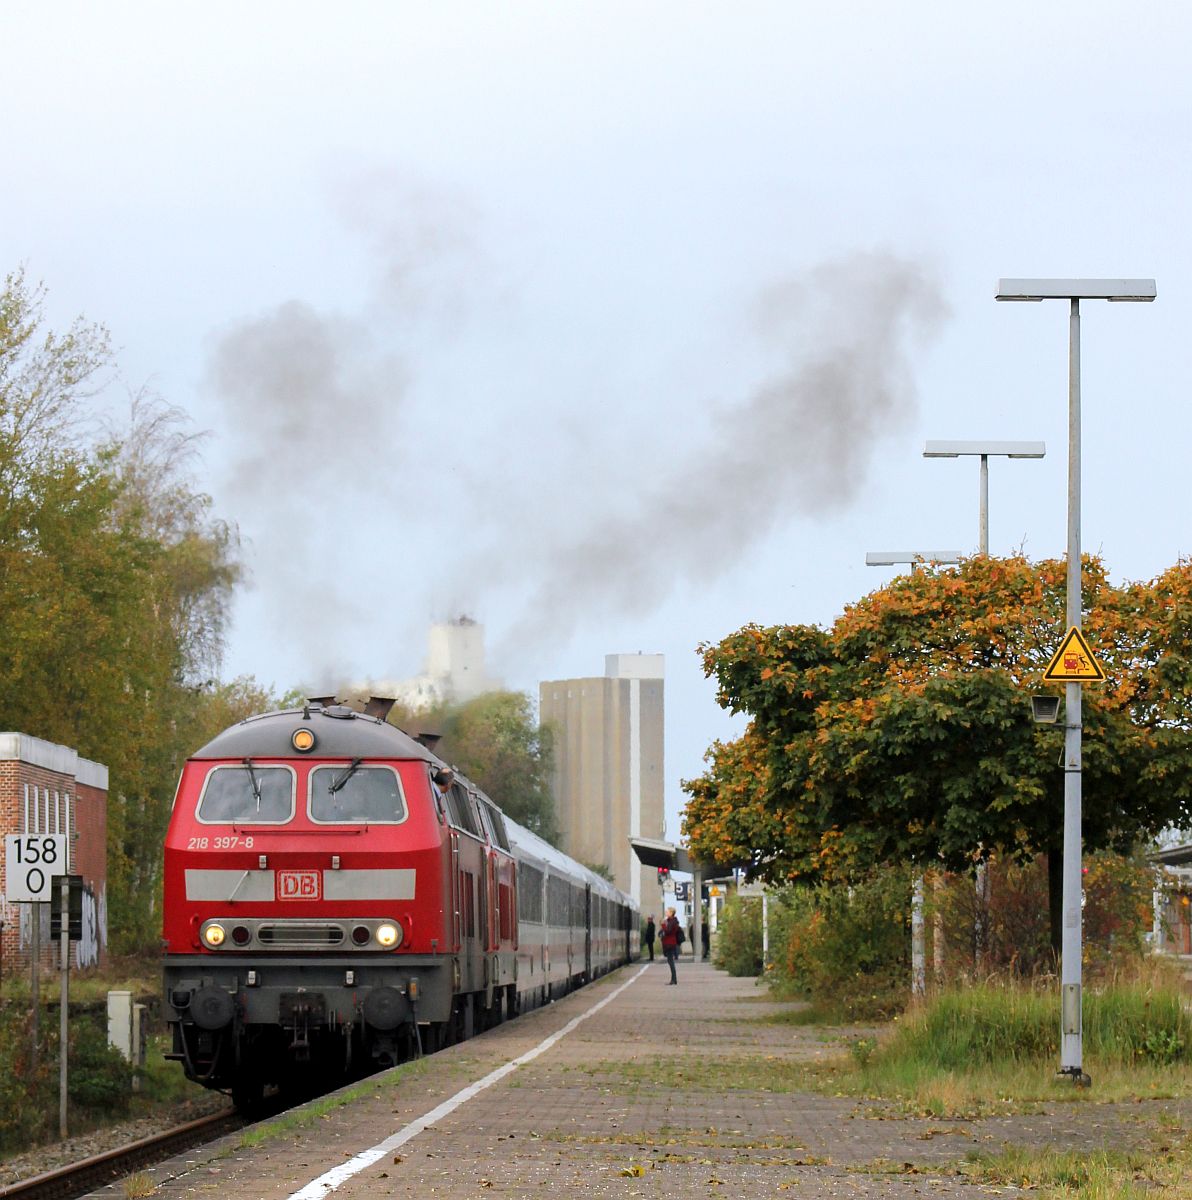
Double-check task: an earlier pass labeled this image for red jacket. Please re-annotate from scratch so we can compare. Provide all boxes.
[660,915,681,950]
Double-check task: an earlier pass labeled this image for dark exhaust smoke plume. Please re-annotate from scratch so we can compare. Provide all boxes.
[207,300,410,683]
[336,172,482,323]
[211,302,408,508]
[205,175,488,689]
[208,225,944,689]
[496,251,947,652]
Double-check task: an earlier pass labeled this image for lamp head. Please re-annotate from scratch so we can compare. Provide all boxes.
[866,551,963,567]
[996,278,1156,302]
[923,440,1045,460]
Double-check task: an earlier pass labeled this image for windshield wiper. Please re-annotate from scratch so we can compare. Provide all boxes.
[243,757,263,812]
[328,758,362,795]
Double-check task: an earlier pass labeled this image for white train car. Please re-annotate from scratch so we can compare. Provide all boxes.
[507,818,639,1009]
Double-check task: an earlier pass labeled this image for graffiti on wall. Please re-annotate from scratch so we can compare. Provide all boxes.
[13,883,107,968]
[75,884,106,968]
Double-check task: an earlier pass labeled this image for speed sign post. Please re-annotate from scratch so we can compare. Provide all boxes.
[4,834,69,1093]
[5,834,68,901]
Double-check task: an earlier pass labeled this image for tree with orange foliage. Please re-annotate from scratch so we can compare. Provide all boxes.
[683,555,1192,951]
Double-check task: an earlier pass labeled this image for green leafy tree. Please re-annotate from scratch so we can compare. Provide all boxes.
[0,267,111,465]
[438,692,559,844]
[104,388,240,680]
[683,555,1192,952]
[95,394,245,943]
[385,691,559,844]
[0,271,248,949]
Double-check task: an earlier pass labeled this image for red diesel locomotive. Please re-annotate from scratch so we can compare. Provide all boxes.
[162,699,639,1108]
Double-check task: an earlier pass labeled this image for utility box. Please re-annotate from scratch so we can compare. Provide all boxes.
[107,990,133,1061]
[107,991,148,1089]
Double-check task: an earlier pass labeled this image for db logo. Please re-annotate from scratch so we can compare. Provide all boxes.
[278,870,321,901]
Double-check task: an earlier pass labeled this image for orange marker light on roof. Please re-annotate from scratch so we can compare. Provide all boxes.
[291,728,317,752]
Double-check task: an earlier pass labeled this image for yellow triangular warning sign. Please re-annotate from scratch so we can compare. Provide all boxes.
[1043,626,1106,683]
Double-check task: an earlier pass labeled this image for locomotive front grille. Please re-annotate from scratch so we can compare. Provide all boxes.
[257,923,346,948]
[198,916,401,951]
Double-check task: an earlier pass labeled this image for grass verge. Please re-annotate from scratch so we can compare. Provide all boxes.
[957,1135,1192,1200]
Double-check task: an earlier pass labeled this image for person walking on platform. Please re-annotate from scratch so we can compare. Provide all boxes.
[644,915,656,961]
[660,907,682,984]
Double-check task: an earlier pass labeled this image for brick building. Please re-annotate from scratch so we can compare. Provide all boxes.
[0,732,109,972]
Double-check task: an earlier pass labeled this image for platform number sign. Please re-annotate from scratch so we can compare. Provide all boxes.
[4,834,68,902]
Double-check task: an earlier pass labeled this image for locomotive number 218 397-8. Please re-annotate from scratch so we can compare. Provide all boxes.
[187,836,255,850]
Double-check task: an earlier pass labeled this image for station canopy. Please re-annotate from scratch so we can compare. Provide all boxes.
[1151,843,1192,867]
[628,836,744,879]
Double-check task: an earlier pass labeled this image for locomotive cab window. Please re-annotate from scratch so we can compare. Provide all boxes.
[481,801,511,851]
[445,783,483,839]
[475,798,496,844]
[196,764,295,824]
[309,764,407,824]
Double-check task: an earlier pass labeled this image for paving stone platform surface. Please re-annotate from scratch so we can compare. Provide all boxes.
[96,959,1190,1199]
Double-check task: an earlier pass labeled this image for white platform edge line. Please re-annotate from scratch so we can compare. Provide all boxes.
[286,962,651,1200]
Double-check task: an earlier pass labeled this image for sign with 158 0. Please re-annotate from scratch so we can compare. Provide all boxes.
[4,834,68,902]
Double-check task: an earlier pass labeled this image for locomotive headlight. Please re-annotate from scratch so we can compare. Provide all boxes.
[202,922,227,949]
[376,922,401,948]
[291,727,317,752]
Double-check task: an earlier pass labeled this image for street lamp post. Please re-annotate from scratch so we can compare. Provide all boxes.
[866,550,962,997]
[996,277,1156,1082]
[923,440,1046,967]
[922,441,1046,556]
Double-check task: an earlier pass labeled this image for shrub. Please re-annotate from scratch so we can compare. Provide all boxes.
[1082,851,1155,968]
[936,856,1053,977]
[935,849,1155,980]
[0,1009,53,1152]
[769,868,911,1020]
[0,1005,133,1153]
[70,1022,133,1111]
[713,895,764,976]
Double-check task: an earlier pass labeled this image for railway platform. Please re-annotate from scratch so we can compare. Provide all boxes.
[92,959,1190,1199]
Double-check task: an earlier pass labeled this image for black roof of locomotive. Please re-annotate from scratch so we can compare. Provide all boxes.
[190,705,441,763]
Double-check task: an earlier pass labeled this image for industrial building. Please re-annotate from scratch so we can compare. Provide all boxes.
[366,616,500,712]
[539,654,664,908]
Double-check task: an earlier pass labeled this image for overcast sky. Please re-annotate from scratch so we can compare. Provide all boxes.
[3,2,1189,841]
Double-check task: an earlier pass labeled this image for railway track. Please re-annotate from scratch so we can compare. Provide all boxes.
[0,1109,243,1200]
